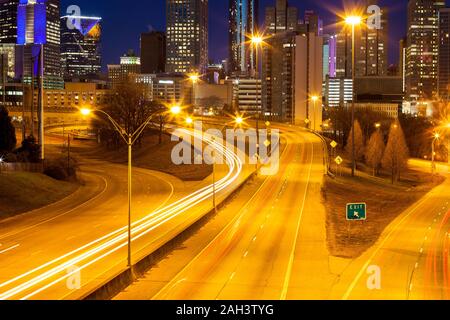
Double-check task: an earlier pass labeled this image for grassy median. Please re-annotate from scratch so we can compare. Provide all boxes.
[0,172,78,219]
[322,165,444,258]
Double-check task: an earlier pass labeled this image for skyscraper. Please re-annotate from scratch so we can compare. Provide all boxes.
[228,0,258,75]
[0,0,19,82]
[336,5,388,78]
[16,0,63,89]
[438,8,450,100]
[60,15,102,79]
[140,31,166,74]
[262,0,323,125]
[265,0,297,35]
[166,0,208,74]
[356,6,388,77]
[0,0,18,44]
[406,0,445,102]
[399,37,406,93]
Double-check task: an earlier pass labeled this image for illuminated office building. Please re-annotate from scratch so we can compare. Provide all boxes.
[406,0,445,102]
[166,0,208,74]
[60,15,102,79]
[438,7,450,100]
[0,0,18,44]
[16,0,63,89]
[228,0,259,75]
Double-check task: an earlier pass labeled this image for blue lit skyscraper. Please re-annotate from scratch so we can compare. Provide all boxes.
[229,0,259,75]
[16,0,62,89]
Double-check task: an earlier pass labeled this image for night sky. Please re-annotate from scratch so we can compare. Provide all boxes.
[59,0,445,69]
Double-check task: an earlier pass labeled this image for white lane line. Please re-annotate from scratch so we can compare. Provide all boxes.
[0,244,20,255]
[280,134,314,300]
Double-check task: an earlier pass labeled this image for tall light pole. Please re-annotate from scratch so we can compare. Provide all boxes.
[189,73,200,115]
[311,95,320,132]
[345,15,362,177]
[251,35,263,164]
[80,106,180,268]
[432,132,440,175]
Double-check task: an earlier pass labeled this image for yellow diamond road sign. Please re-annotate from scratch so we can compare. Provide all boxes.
[335,156,343,165]
[330,141,338,148]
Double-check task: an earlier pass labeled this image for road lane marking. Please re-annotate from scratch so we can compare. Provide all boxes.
[342,176,443,299]
[0,244,20,255]
[280,133,314,300]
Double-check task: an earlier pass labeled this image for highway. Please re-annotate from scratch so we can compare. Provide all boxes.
[331,160,450,300]
[119,127,336,300]
[0,128,249,300]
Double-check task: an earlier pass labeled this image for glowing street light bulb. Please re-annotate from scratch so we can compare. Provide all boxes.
[171,105,182,115]
[80,108,91,116]
[251,36,263,45]
[345,15,362,26]
[434,133,441,139]
[311,95,319,102]
[189,74,200,83]
[235,116,244,125]
[186,117,193,125]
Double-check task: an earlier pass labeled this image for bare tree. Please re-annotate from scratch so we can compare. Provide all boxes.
[382,121,409,184]
[365,130,385,176]
[97,79,160,148]
[346,120,365,163]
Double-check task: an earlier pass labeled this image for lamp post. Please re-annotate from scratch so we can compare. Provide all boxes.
[311,95,320,132]
[345,15,362,177]
[189,74,200,115]
[432,132,440,175]
[251,35,263,162]
[80,106,179,268]
[202,115,244,213]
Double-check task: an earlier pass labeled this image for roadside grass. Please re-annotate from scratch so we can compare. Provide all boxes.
[72,131,213,181]
[0,172,79,219]
[322,161,444,258]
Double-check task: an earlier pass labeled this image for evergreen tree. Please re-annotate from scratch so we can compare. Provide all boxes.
[382,121,409,184]
[346,120,365,162]
[0,106,16,152]
[365,130,385,176]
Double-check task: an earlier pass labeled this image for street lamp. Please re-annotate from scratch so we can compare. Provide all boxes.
[189,73,200,116]
[202,115,244,213]
[80,106,177,268]
[251,34,264,155]
[185,116,194,125]
[171,105,182,115]
[345,14,362,177]
[311,95,320,131]
[375,123,381,129]
[432,132,440,175]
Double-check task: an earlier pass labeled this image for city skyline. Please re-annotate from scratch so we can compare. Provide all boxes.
[59,0,432,70]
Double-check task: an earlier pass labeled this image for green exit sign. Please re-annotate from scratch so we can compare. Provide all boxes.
[346,203,367,221]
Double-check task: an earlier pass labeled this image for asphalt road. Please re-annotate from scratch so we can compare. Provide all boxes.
[143,127,335,300]
[331,160,450,300]
[0,128,250,300]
